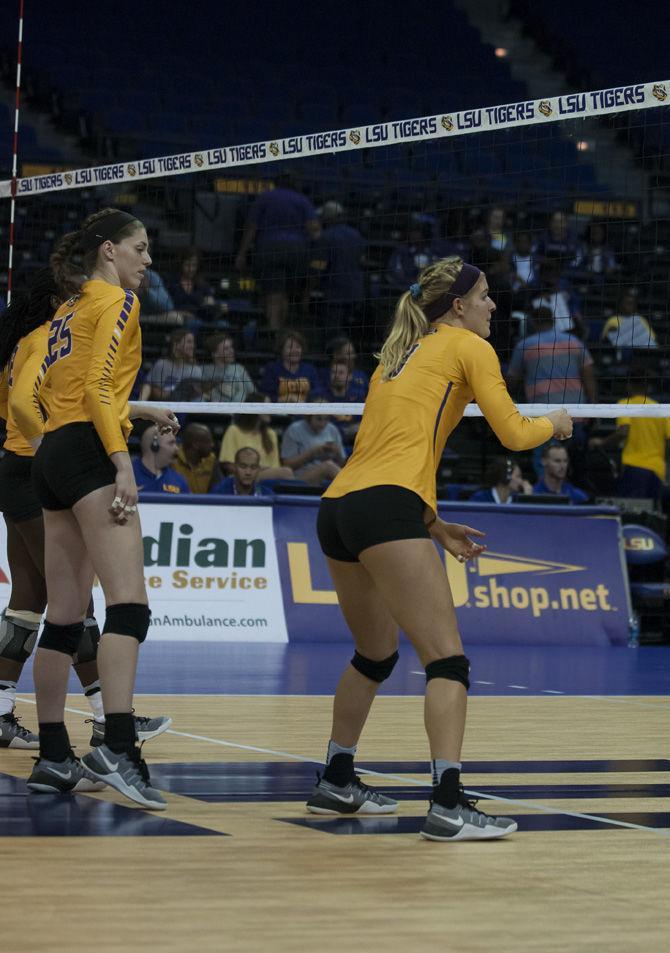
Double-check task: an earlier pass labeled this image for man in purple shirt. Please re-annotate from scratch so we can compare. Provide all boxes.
[235,172,319,331]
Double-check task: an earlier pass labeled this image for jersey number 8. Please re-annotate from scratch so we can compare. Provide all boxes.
[47,312,74,365]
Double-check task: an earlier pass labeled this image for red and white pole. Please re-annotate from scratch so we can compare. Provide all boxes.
[7,0,25,306]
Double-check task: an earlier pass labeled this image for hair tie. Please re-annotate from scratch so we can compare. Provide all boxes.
[409,283,421,299]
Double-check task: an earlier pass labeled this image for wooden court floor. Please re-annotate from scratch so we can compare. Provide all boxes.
[2,692,670,953]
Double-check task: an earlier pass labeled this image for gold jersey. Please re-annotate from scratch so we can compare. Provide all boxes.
[3,321,50,456]
[323,324,554,512]
[36,279,141,456]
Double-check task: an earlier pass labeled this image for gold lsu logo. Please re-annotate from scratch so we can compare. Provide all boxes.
[64,173,73,185]
[127,164,137,177]
[349,129,361,144]
[538,101,553,117]
[441,116,454,132]
[269,142,280,157]
[652,84,667,101]
[194,154,204,168]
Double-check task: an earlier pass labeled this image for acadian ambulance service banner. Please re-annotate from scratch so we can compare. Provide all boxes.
[273,499,631,646]
[93,502,287,642]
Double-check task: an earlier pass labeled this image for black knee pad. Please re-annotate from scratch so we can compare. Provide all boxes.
[425,654,471,690]
[102,603,151,643]
[0,611,40,663]
[38,620,84,657]
[351,650,399,683]
[74,616,100,664]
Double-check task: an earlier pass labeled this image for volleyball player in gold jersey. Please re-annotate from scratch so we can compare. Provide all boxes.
[307,257,572,840]
[17,209,177,808]
[0,270,172,761]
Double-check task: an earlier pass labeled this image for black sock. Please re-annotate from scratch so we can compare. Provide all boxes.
[323,752,355,786]
[433,767,460,809]
[104,712,136,755]
[38,722,71,762]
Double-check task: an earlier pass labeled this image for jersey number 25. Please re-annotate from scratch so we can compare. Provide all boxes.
[47,312,74,365]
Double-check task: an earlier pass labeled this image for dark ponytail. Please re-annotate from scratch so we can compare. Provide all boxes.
[0,268,59,370]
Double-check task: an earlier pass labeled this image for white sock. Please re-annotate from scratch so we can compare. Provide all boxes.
[0,680,17,717]
[83,680,105,721]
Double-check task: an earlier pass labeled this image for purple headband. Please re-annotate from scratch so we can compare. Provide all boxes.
[421,263,482,321]
[80,210,139,253]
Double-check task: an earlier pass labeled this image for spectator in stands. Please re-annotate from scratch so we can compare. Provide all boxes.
[469,457,533,504]
[310,201,365,335]
[533,443,589,503]
[201,333,255,403]
[511,231,539,292]
[589,366,670,503]
[219,392,294,480]
[386,217,444,290]
[132,425,190,495]
[211,447,273,497]
[507,306,596,406]
[577,222,619,279]
[168,249,218,319]
[147,328,203,401]
[600,290,657,352]
[479,206,511,253]
[532,260,584,336]
[139,268,193,327]
[235,171,319,331]
[321,358,368,447]
[281,405,346,486]
[533,210,581,266]
[259,329,321,402]
[172,422,224,494]
[326,336,370,392]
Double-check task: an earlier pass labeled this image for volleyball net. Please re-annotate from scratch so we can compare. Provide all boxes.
[1,77,670,492]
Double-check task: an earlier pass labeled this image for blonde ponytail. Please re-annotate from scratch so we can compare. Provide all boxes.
[376,256,465,381]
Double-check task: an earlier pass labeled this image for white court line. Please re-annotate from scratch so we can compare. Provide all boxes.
[508,685,528,690]
[16,697,670,837]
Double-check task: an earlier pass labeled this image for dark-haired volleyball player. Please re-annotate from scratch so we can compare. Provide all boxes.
[308,257,572,841]
[0,270,172,759]
[19,208,177,808]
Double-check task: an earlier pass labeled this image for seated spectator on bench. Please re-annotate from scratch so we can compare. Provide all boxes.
[281,405,346,486]
[219,392,293,481]
[259,329,321,402]
[321,358,367,447]
[600,291,657,352]
[469,457,532,504]
[201,333,255,403]
[211,447,274,497]
[132,426,190,495]
[168,248,219,320]
[173,422,224,494]
[147,329,203,401]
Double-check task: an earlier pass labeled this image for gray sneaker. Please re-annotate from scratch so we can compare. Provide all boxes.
[27,754,107,794]
[0,711,39,749]
[88,713,173,747]
[81,744,166,810]
[421,791,517,842]
[306,774,398,815]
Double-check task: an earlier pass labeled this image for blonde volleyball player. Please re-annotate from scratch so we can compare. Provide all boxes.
[307,257,573,841]
[17,210,177,808]
[0,270,172,763]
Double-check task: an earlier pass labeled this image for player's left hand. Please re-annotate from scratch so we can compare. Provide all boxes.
[149,407,180,434]
[430,520,486,562]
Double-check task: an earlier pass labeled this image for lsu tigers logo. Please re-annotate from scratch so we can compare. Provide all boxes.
[652,84,667,102]
[538,100,553,117]
[349,129,361,144]
[194,153,204,168]
[441,116,454,132]
[64,173,73,185]
[127,164,137,177]
[269,142,280,157]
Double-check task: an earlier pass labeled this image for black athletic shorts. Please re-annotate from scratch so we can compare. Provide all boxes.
[0,451,42,523]
[32,422,117,511]
[317,485,430,562]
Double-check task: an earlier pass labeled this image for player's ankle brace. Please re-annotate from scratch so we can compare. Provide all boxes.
[425,654,470,690]
[38,620,84,657]
[102,604,151,643]
[351,649,399,683]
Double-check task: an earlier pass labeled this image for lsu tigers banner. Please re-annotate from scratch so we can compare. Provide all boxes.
[273,499,632,646]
